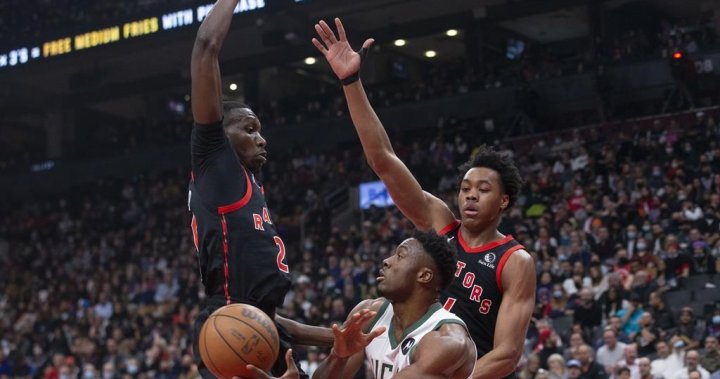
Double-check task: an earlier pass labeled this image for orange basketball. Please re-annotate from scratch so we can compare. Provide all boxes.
[198,303,280,379]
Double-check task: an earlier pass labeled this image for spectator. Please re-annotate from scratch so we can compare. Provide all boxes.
[566,332,588,361]
[617,366,632,379]
[618,293,645,337]
[637,357,653,379]
[572,288,604,333]
[699,336,720,375]
[675,307,705,351]
[578,344,610,379]
[633,312,660,357]
[616,344,640,379]
[520,353,542,379]
[568,359,583,379]
[707,309,720,339]
[671,350,710,379]
[652,339,685,379]
[547,353,568,379]
[540,331,565,370]
[597,329,628,375]
[649,291,676,331]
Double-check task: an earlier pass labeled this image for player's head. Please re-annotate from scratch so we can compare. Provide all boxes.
[457,145,522,230]
[222,101,267,173]
[377,231,457,302]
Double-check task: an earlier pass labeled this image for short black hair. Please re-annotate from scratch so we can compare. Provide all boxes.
[617,367,631,375]
[458,145,523,208]
[222,101,252,128]
[413,231,457,291]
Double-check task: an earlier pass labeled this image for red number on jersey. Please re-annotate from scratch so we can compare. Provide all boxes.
[274,236,289,273]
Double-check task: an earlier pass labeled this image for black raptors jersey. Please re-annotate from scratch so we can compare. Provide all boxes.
[439,221,525,379]
[188,121,291,314]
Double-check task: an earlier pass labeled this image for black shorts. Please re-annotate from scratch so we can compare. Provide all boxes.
[192,303,308,379]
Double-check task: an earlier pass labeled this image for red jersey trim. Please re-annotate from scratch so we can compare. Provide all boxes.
[496,244,525,293]
[220,214,232,305]
[438,220,461,236]
[216,168,253,214]
[458,233,514,254]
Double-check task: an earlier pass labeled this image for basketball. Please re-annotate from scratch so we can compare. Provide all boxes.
[198,303,280,379]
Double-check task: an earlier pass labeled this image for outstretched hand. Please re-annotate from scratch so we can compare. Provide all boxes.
[312,18,374,80]
[332,309,386,359]
[233,349,299,379]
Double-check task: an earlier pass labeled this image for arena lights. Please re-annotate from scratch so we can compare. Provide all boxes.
[304,57,316,65]
[393,39,406,47]
[672,51,683,60]
[229,83,238,91]
[424,50,437,58]
[446,29,458,37]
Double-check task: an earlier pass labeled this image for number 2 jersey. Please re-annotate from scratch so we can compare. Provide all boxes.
[188,120,291,314]
[365,300,475,379]
[439,221,525,379]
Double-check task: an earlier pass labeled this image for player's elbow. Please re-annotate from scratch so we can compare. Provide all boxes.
[365,151,395,176]
[192,35,222,57]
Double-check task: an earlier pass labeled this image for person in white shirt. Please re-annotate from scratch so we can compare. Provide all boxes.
[652,340,685,378]
[616,344,640,379]
[672,350,710,379]
[598,329,628,374]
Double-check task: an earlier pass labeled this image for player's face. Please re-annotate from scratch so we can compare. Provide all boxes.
[225,108,267,173]
[457,167,508,231]
[377,238,426,301]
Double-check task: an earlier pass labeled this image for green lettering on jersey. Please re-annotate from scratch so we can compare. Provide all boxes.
[373,360,394,379]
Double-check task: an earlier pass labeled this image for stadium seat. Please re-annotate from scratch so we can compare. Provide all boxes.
[663,289,694,310]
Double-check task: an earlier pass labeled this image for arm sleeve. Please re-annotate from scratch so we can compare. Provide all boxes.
[191,120,227,173]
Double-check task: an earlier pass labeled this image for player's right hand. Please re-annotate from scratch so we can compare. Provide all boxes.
[240,349,299,379]
[331,309,386,358]
[312,18,374,81]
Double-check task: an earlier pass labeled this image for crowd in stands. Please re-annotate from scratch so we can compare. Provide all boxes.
[2,103,720,379]
[2,3,719,172]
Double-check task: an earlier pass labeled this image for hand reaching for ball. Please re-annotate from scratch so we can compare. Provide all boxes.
[234,349,299,379]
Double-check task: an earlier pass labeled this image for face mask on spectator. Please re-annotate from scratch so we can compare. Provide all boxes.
[553,291,563,298]
[127,365,139,374]
[637,242,647,251]
[627,231,637,239]
[642,225,651,232]
[713,315,720,325]
[83,372,94,379]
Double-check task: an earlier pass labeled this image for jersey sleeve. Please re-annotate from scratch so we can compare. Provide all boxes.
[191,120,227,167]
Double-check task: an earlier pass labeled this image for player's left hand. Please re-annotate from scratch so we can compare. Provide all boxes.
[312,18,374,81]
[332,309,386,358]
[235,349,299,379]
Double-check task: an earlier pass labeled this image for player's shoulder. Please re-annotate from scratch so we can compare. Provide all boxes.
[505,247,534,268]
[351,298,387,314]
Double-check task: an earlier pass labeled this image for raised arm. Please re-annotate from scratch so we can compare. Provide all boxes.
[312,299,386,379]
[393,323,476,379]
[472,251,536,379]
[191,0,238,124]
[312,18,456,231]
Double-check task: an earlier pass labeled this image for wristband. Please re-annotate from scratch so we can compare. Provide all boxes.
[341,46,369,86]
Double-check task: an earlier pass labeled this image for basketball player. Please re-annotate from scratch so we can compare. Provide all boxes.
[248,232,476,379]
[188,1,332,377]
[313,18,536,379]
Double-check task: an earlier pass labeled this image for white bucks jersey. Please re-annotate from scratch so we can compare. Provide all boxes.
[365,300,475,379]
